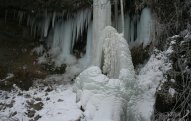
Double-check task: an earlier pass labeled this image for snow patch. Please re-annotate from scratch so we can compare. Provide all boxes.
[169,88,176,97]
[0,76,82,121]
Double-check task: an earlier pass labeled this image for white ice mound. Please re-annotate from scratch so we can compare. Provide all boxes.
[74,26,137,121]
[102,26,135,87]
[74,66,128,121]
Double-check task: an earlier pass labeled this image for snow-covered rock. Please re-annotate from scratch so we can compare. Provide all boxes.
[127,49,172,121]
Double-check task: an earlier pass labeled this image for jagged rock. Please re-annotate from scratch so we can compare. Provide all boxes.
[32,102,44,111]
[10,111,17,117]
[6,100,15,108]
[155,90,176,112]
[0,0,90,12]
[34,97,42,101]
[46,97,50,101]
[34,115,42,120]
[24,94,31,98]
[57,99,64,102]
[27,99,35,106]
[45,86,53,92]
[26,110,36,118]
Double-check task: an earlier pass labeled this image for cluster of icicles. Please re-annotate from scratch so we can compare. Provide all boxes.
[15,8,92,66]
[12,5,153,66]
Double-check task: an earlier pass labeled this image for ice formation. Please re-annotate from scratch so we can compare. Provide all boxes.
[15,5,153,67]
[74,26,136,121]
[74,66,128,121]
[126,49,172,121]
[138,8,152,46]
[117,8,153,48]
[120,0,125,35]
[92,0,111,67]
[51,19,77,65]
[102,26,135,84]
[43,10,51,38]
[41,8,92,66]
[19,8,92,66]
[78,22,93,67]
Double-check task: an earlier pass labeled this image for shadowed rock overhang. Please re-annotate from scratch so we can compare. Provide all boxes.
[0,0,92,12]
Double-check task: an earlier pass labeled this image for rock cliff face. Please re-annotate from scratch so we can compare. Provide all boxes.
[0,0,90,11]
[154,28,191,120]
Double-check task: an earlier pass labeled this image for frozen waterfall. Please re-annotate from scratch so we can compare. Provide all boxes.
[102,26,135,83]
[45,8,92,66]
[75,26,137,121]
[117,8,153,48]
[92,0,111,67]
[9,2,157,120]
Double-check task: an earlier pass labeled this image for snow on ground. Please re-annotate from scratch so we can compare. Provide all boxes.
[0,46,173,121]
[38,86,81,121]
[0,75,82,121]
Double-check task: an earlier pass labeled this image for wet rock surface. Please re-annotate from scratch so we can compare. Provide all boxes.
[0,0,90,13]
[131,44,152,67]
[0,19,48,91]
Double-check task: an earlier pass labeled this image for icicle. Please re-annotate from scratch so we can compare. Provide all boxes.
[47,8,92,66]
[52,22,61,50]
[52,12,56,28]
[136,19,141,44]
[120,0,125,35]
[72,8,92,46]
[18,11,24,25]
[114,0,119,28]
[60,20,73,56]
[116,14,130,43]
[124,15,131,43]
[56,19,76,65]
[43,10,51,37]
[117,14,122,33]
[130,20,134,43]
[27,15,30,26]
[139,8,152,47]
[78,22,93,67]
[85,22,93,59]
[72,21,77,50]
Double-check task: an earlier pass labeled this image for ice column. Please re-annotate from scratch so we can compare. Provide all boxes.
[102,26,135,85]
[92,0,111,67]
[139,8,152,47]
